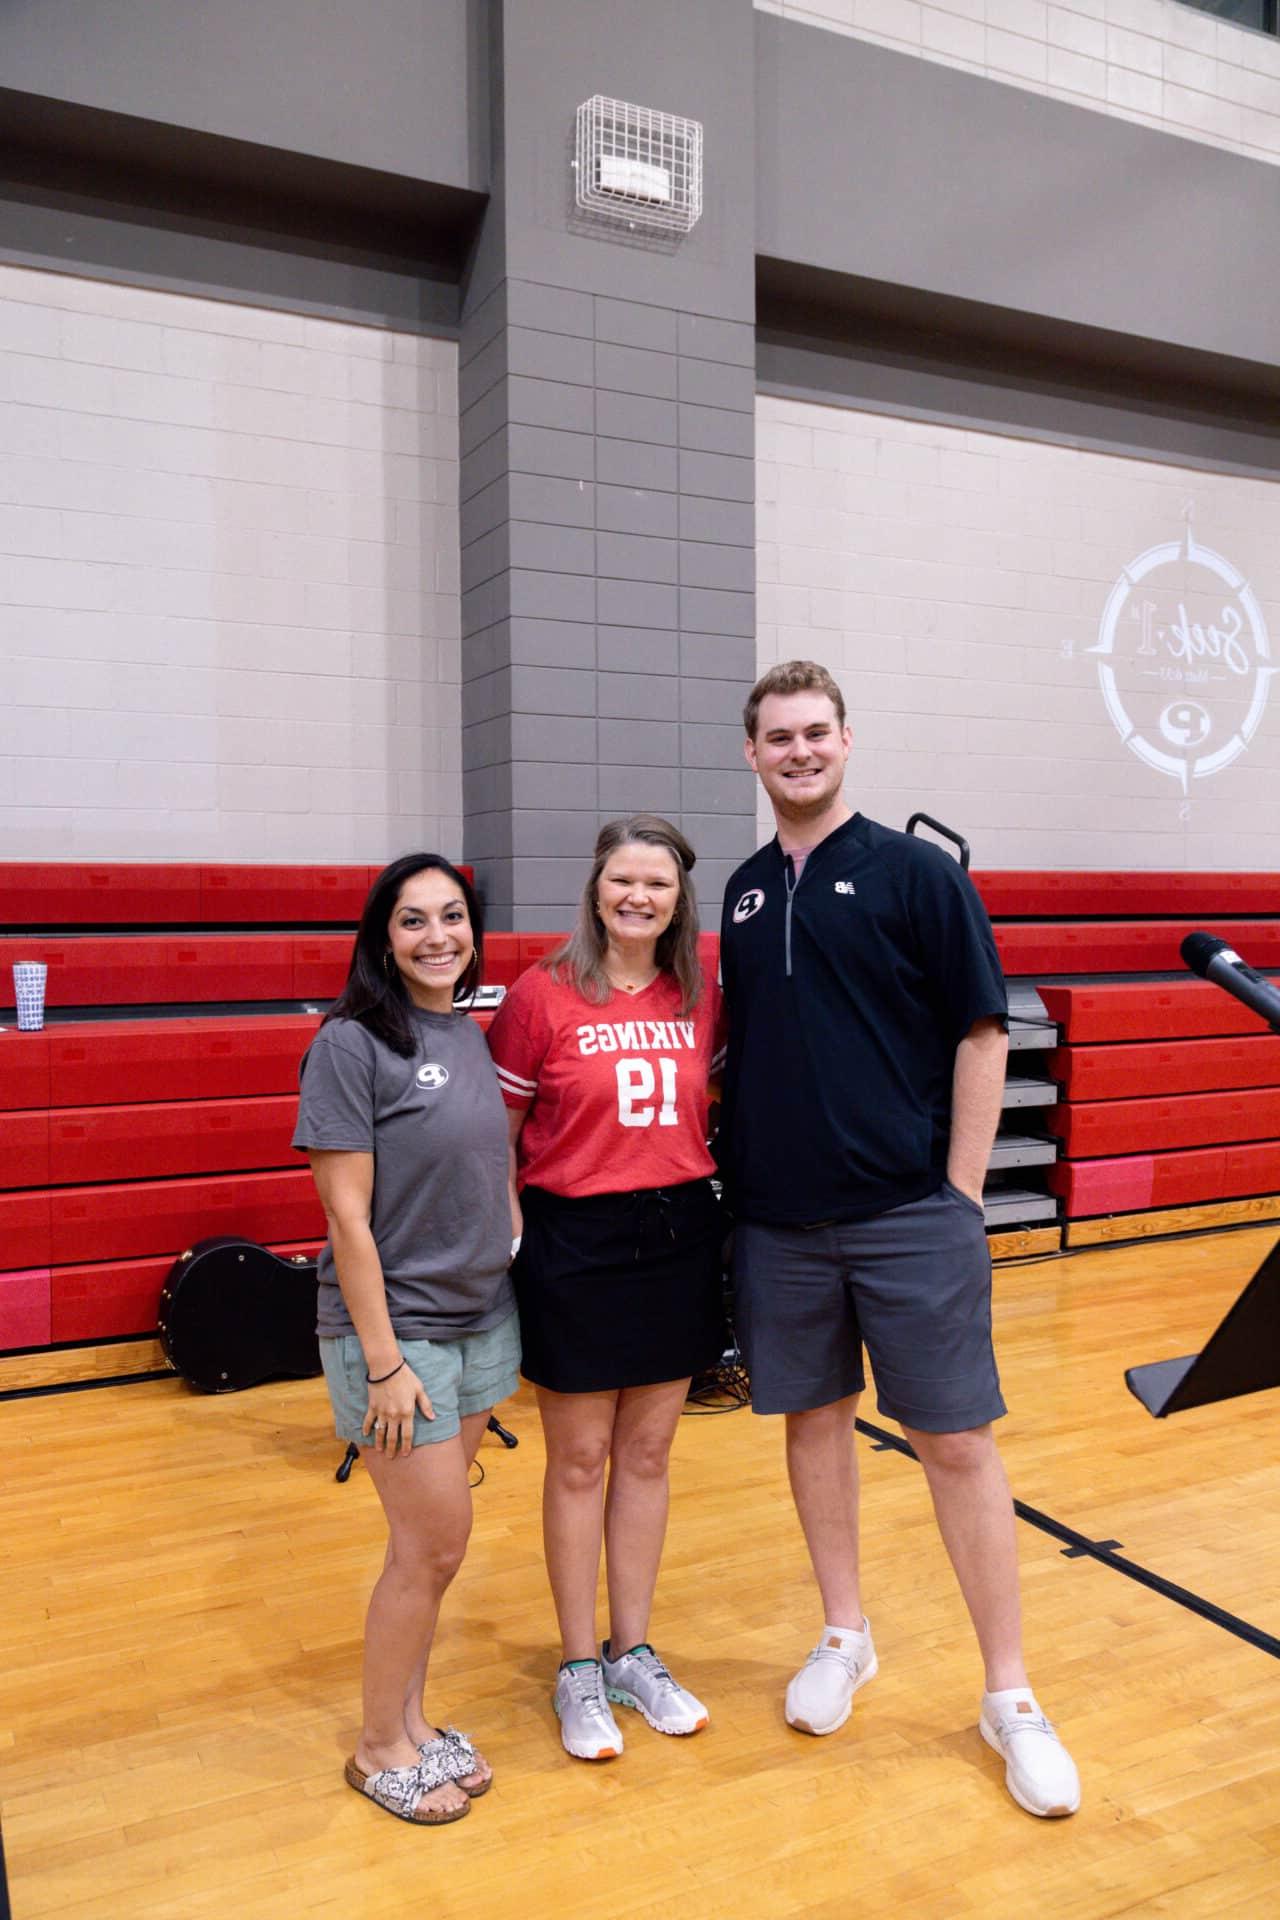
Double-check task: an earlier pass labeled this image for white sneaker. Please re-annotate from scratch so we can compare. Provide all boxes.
[553,1660,624,1761]
[602,1641,708,1736]
[785,1620,877,1735]
[980,1690,1080,1817]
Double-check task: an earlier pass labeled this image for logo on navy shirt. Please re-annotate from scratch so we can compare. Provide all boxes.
[834,880,856,895]
[416,1063,450,1090]
[732,887,765,923]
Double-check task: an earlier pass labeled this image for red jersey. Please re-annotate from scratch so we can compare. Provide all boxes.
[487,964,726,1199]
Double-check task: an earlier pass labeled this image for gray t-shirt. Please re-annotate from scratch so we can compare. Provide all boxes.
[292,1008,514,1340]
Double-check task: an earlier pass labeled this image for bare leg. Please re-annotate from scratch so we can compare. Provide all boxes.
[784,1395,865,1627]
[903,1422,1027,1692]
[602,1379,690,1651]
[399,1408,494,1788]
[358,1435,474,1817]
[538,1386,618,1661]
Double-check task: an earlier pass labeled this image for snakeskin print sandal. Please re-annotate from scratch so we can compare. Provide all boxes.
[420,1724,493,1797]
[344,1752,471,1825]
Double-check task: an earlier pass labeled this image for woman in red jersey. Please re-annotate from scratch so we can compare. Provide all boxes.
[486,815,725,1763]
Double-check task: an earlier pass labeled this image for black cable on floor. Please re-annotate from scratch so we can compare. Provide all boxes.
[684,1354,751,1414]
[855,1416,1280,1661]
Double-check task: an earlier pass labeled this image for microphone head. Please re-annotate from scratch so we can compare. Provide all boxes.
[1181,931,1227,978]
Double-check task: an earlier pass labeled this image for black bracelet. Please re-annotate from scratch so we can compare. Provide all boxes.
[366,1357,406,1385]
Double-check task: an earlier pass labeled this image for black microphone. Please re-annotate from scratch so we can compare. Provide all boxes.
[1180,932,1280,1034]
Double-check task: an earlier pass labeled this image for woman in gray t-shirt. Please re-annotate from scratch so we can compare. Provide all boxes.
[293,853,520,1827]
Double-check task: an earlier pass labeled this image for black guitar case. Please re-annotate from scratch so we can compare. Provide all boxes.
[159,1235,322,1392]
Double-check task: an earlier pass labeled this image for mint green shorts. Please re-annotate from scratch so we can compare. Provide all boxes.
[320,1310,521,1448]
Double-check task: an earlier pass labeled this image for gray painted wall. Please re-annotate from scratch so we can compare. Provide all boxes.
[0,0,482,190]
[755,12,1280,376]
[457,0,759,929]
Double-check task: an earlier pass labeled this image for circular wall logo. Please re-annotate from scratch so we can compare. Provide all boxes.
[1090,525,1272,791]
[416,1063,449,1090]
[732,887,765,924]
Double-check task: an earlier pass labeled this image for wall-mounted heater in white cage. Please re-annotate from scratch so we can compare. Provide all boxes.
[574,95,703,234]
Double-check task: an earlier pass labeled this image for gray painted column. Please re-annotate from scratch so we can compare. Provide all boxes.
[459,0,757,930]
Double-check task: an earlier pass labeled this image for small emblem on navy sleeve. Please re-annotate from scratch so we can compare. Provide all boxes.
[416,1062,450,1089]
[732,887,765,923]
[834,881,856,895]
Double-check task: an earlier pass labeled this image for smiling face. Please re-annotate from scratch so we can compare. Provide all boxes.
[595,841,681,963]
[746,688,852,828]
[386,867,474,1012]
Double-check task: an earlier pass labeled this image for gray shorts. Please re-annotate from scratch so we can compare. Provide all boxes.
[732,1183,1005,1432]
[320,1310,521,1448]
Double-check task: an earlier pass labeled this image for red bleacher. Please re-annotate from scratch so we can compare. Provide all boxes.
[1048,1034,1280,1101]
[2,862,1279,1360]
[1030,901,1280,1222]
[1038,981,1272,1043]
[974,871,1279,917]
[994,919,1280,977]
[0,862,475,926]
[1046,1087,1280,1157]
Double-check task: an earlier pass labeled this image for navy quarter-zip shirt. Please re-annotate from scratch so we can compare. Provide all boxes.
[717,814,1008,1226]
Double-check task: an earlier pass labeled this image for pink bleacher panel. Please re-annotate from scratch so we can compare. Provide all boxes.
[1047,1140,1280,1216]
[1039,982,1278,1044]
[48,1015,320,1108]
[0,864,202,926]
[49,1167,325,1266]
[200,865,369,922]
[974,872,1279,919]
[0,1030,52,1111]
[1047,1087,1280,1158]
[0,1268,52,1351]
[995,920,1280,978]
[50,1254,171,1343]
[0,1112,51,1189]
[46,1095,298,1187]
[1048,1035,1280,1101]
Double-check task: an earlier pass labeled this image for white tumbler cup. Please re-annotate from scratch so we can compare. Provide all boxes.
[13,962,47,1031]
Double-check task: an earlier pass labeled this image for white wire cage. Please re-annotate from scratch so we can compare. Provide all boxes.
[574,94,703,234]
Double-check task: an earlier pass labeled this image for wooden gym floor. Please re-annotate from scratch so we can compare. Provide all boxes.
[2,1227,1278,1919]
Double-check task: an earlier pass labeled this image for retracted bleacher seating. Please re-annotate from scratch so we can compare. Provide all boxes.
[3,863,1278,1385]
[974,873,1280,1248]
[0,864,555,1382]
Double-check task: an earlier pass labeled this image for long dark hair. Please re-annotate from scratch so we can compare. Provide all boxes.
[323,853,484,1057]
[545,814,703,1016]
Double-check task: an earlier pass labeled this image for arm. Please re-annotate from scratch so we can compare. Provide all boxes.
[307,1148,433,1455]
[946,1015,1008,1206]
[506,1105,525,1249]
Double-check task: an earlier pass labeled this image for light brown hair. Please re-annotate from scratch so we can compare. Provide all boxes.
[545,814,703,1015]
[743,659,846,739]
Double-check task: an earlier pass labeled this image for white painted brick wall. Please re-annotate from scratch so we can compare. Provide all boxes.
[758,0,1280,163]
[0,264,461,861]
[756,393,1280,867]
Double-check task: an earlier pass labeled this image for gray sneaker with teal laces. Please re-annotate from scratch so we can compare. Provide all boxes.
[601,1641,709,1736]
[553,1659,624,1760]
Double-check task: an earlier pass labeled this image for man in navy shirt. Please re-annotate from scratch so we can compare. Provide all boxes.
[719,659,1079,1819]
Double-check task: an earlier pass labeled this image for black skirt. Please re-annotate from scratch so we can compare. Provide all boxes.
[514,1179,726,1394]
